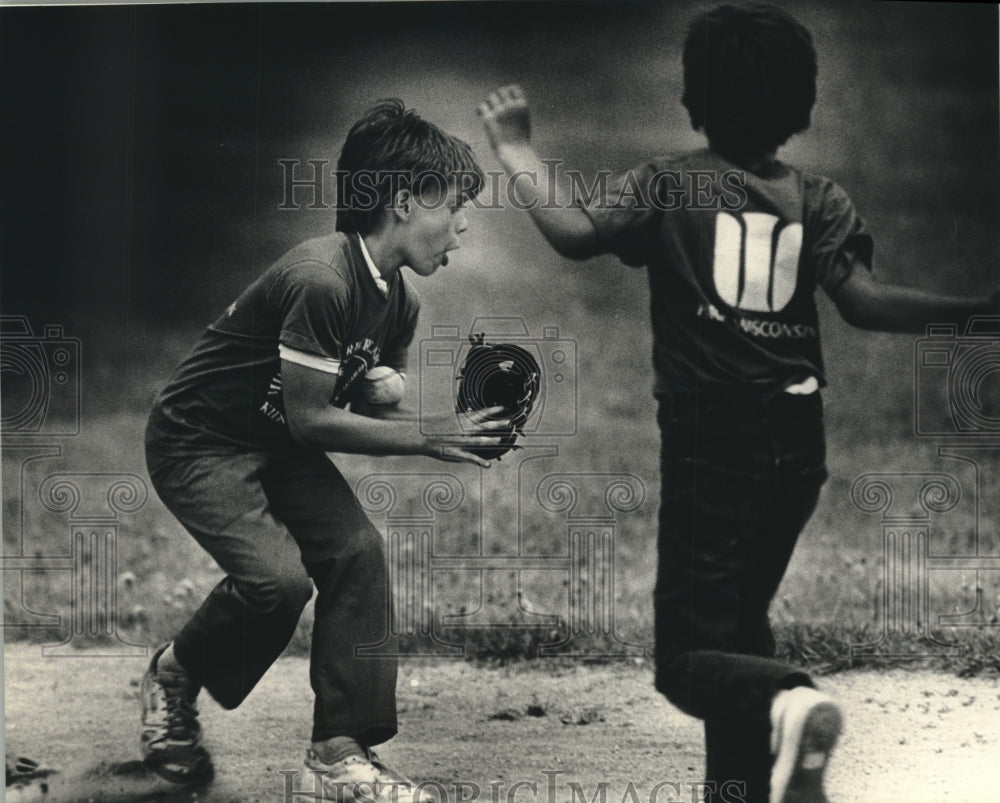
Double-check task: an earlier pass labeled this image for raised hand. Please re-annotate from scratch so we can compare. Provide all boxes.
[478,84,531,152]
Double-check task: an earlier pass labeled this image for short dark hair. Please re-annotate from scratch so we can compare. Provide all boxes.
[682,4,817,160]
[335,99,485,234]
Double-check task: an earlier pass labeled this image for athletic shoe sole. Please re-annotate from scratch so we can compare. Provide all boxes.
[770,688,843,803]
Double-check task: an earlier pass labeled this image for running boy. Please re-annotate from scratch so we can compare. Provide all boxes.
[143,100,507,801]
[479,5,999,802]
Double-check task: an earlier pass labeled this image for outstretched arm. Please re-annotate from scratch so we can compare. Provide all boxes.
[282,361,508,468]
[832,263,999,332]
[479,85,598,260]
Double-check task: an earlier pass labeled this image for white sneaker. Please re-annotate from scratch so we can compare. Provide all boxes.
[769,687,842,803]
[303,748,433,803]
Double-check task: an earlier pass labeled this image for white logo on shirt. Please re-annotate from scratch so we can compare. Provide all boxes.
[712,212,803,313]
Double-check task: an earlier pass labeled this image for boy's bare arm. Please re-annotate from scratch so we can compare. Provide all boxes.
[349,397,415,421]
[832,263,1000,332]
[281,361,508,468]
[479,85,597,260]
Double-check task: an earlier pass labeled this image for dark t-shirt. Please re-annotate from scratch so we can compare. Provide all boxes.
[578,149,874,394]
[148,231,420,451]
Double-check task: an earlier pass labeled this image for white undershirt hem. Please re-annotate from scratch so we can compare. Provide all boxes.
[784,376,820,395]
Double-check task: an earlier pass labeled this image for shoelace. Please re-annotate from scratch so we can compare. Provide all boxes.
[157,677,200,737]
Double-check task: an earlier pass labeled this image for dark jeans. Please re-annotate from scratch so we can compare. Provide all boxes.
[145,429,397,746]
[654,388,828,803]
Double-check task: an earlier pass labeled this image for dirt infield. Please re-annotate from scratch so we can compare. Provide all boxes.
[4,644,999,802]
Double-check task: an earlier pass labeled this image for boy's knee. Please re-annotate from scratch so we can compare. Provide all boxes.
[654,654,700,716]
[252,566,313,613]
[276,570,315,610]
[654,651,682,696]
[287,572,315,608]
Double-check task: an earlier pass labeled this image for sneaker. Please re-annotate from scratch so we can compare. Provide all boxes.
[303,747,433,803]
[769,687,843,803]
[140,643,212,784]
[6,750,55,787]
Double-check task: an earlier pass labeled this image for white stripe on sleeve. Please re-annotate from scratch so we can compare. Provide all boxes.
[279,344,341,375]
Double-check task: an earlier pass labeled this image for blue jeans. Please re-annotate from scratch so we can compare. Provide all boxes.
[145,420,398,745]
[654,388,828,802]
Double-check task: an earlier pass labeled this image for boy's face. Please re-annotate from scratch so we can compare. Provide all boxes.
[401,182,469,277]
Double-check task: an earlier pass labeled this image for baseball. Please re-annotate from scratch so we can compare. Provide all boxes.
[360,365,405,405]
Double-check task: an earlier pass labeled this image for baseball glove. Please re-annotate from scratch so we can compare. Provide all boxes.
[456,333,541,460]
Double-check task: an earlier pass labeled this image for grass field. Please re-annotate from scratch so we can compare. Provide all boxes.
[3,1,999,676]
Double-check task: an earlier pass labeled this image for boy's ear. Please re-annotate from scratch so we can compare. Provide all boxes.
[392,188,413,223]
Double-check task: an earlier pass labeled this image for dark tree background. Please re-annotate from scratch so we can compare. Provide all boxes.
[2,2,997,336]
